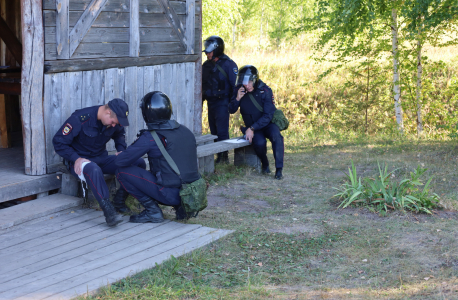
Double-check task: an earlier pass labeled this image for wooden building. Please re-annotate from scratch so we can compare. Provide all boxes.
[0,0,202,204]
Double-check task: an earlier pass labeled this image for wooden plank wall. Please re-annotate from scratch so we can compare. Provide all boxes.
[43,62,196,169]
[42,0,201,60]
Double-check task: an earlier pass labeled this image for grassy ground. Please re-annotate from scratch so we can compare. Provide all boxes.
[84,136,458,300]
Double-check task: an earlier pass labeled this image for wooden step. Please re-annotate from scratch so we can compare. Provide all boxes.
[0,193,82,230]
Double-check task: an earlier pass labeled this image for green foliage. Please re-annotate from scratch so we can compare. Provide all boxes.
[202,0,240,42]
[334,160,440,214]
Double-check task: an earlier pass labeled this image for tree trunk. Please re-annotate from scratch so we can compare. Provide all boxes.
[416,37,423,136]
[259,6,264,48]
[232,20,236,49]
[391,9,403,133]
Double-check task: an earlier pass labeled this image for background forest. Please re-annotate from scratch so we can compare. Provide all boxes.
[201,0,458,141]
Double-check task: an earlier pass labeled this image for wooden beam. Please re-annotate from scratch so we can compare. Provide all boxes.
[0,16,22,66]
[0,94,10,148]
[21,0,47,175]
[193,0,202,135]
[185,0,195,54]
[56,0,69,59]
[157,0,187,48]
[129,0,139,57]
[68,0,108,57]
[0,82,21,95]
[44,54,199,73]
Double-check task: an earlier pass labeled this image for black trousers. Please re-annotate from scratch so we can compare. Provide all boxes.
[251,123,284,169]
[207,102,229,142]
[69,155,146,203]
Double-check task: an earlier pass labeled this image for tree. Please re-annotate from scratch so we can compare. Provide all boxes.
[202,0,240,43]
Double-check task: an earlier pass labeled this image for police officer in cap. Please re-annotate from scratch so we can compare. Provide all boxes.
[202,35,238,163]
[114,91,200,223]
[229,65,285,180]
[53,99,147,226]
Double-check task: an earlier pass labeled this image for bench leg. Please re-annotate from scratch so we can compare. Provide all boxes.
[61,173,79,197]
[234,145,261,173]
[198,139,215,175]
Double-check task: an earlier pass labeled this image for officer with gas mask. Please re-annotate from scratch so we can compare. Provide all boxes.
[114,92,201,222]
[202,35,238,164]
[228,65,284,180]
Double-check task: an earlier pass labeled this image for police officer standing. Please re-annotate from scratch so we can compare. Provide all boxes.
[53,99,147,226]
[115,92,201,223]
[202,35,238,163]
[229,65,284,180]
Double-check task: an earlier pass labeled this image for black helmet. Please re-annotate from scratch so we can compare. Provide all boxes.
[203,35,224,57]
[236,65,259,88]
[140,91,172,124]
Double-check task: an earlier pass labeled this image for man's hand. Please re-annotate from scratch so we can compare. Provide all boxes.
[115,151,122,156]
[245,127,254,143]
[236,86,246,101]
[74,157,91,176]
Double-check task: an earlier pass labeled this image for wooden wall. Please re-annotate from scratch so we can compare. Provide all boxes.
[42,0,200,60]
[44,62,196,170]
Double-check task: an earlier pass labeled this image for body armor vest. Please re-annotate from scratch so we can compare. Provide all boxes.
[149,125,200,188]
[239,81,266,128]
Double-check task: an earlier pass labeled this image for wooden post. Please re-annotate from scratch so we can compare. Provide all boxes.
[55,0,69,59]
[129,0,139,57]
[234,146,262,173]
[0,94,10,148]
[21,0,46,175]
[193,0,202,135]
[185,0,195,54]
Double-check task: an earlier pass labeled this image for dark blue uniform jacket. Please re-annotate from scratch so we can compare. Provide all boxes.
[52,106,127,162]
[115,130,164,169]
[228,80,276,131]
[202,54,238,104]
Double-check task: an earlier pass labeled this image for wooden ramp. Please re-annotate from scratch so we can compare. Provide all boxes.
[0,209,233,300]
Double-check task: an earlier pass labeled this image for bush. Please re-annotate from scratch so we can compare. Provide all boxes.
[333,161,441,215]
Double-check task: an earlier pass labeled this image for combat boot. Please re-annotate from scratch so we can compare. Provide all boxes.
[262,164,271,174]
[97,198,123,227]
[215,151,229,164]
[275,168,283,180]
[112,188,131,214]
[174,204,188,220]
[130,197,164,223]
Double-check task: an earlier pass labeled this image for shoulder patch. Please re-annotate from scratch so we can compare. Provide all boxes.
[260,90,264,93]
[79,113,90,122]
[62,123,73,135]
[233,68,238,75]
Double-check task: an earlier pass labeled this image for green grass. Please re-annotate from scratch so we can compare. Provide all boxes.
[82,132,458,300]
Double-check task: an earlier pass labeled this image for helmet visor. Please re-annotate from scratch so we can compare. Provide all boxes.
[203,40,218,53]
[236,74,256,86]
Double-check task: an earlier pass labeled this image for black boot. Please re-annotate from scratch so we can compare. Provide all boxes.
[97,198,123,227]
[215,151,229,164]
[174,205,188,220]
[112,188,131,214]
[262,164,271,174]
[275,168,283,180]
[130,197,165,223]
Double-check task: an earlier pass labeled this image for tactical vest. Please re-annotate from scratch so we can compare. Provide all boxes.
[202,55,233,101]
[149,126,200,188]
[239,82,267,128]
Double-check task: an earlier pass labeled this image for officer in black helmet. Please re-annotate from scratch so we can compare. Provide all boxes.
[114,92,201,222]
[229,65,285,180]
[202,35,238,164]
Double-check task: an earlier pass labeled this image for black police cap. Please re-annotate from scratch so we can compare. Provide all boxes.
[108,98,129,127]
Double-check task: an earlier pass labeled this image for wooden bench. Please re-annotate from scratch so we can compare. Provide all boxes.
[196,136,261,174]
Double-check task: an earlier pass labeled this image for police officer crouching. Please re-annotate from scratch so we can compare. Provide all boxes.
[52,99,147,227]
[202,35,238,164]
[114,92,201,222]
[229,65,285,180]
